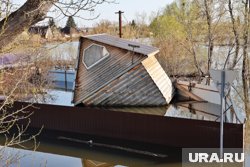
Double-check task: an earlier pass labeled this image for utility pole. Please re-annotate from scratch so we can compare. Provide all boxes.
[115,10,124,38]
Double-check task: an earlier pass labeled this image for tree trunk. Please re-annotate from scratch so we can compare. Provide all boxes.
[0,0,56,51]
[228,0,240,69]
[204,0,213,69]
[191,45,204,77]
[204,0,213,85]
[242,0,250,118]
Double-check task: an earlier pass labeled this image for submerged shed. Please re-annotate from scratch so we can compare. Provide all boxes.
[73,34,174,106]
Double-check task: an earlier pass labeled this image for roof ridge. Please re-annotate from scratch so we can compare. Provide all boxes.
[82,34,159,56]
[83,33,107,38]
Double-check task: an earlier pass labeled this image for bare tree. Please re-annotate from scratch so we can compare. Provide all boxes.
[228,0,240,69]
[242,0,250,116]
[0,64,43,164]
[0,0,112,51]
[203,0,214,76]
[0,0,112,163]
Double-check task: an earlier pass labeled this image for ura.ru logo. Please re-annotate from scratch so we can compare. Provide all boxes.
[189,153,244,163]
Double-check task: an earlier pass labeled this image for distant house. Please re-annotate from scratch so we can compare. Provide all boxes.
[73,34,174,107]
[28,26,53,39]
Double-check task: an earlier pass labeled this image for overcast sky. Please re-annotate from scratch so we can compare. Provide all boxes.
[13,0,174,27]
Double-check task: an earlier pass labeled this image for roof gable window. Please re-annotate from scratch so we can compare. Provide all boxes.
[83,44,109,69]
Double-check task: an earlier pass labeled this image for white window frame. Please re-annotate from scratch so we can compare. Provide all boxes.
[82,43,110,70]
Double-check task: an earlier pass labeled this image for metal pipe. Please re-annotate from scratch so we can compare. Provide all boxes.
[128,44,140,64]
[65,69,68,91]
[220,70,225,159]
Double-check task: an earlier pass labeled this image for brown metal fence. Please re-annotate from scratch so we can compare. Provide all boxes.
[8,101,243,148]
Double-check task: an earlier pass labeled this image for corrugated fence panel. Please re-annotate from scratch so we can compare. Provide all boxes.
[8,102,244,148]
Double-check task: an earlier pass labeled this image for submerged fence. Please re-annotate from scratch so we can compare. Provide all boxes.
[8,101,244,148]
[48,70,75,91]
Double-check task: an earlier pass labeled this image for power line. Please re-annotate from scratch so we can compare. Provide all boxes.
[122,13,129,24]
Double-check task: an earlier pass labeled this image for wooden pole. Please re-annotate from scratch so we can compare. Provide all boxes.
[115,11,124,38]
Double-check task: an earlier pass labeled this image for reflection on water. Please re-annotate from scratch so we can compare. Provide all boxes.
[2,131,250,167]
[0,147,124,167]
[0,138,181,167]
[0,147,82,167]
[45,41,79,61]
[48,70,75,91]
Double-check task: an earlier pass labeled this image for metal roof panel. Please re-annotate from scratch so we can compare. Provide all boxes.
[83,34,159,56]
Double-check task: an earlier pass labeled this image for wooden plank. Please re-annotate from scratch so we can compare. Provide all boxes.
[175,83,207,102]
[142,55,174,103]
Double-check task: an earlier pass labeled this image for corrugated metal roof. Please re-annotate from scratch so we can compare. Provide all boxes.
[81,64,167,106]
[83,34,159,56]
[73,38,147,105]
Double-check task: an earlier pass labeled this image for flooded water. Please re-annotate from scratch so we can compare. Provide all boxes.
[0,137,182,167]
[48,70,75,91]
[15,89,249,167]
[1,136,247,167]
[1,127,250,167]
[45,41,79,61]
[2,42,249,166]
